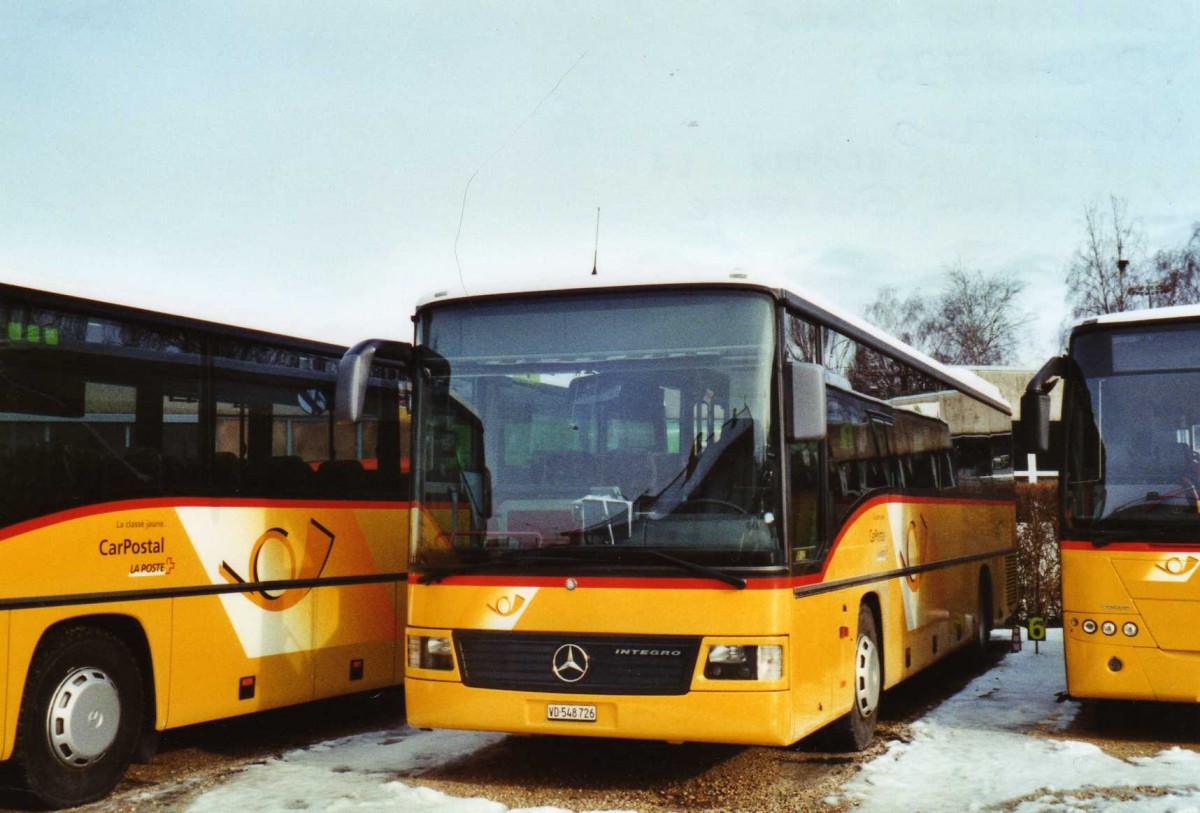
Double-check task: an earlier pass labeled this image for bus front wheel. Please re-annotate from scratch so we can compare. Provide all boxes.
[15,627,145,809]
[831,603,881,751]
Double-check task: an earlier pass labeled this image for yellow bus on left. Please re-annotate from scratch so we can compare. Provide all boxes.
[0,283,412,808]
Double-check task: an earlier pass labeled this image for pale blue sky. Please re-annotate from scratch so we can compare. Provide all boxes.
[2,2,1198,363]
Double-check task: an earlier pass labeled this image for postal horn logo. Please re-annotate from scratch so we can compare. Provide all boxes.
[219,518,335,611]
[899,515,931,591]
[551,643,590,683]
[1157,556,1199,577]
[487,594,526,617]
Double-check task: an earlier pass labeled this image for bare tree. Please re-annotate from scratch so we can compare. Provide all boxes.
[925,266,1030,365]
[1065,196,1147,318]
[863,266,1030,367]
[863,287,932,350]
[1150,222,1200,307]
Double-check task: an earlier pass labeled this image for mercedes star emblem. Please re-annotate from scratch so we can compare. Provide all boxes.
[551,643,590,683]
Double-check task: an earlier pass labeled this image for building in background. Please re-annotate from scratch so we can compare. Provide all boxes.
[893,367,1062,483]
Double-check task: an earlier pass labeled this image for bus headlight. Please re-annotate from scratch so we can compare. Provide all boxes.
[708,645,747,664]
[408,635,454,670]
[706,645,751,679]
[704,645,782,680]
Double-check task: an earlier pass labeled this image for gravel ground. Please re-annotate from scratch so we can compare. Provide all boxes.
[412,649,991,813]
[1059,697,1200,760]
[0,691,409,813]
[4,643,1197,813]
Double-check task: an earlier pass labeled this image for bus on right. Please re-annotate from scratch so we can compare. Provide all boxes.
[1024,304,1200,702]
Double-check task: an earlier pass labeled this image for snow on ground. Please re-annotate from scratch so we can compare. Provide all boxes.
[165,631,1200,812]
[173,727,592,813]
[837,630,1200,813]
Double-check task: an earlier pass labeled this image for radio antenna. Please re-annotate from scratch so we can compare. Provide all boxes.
[591,207,600,276]
[453,51,588,296]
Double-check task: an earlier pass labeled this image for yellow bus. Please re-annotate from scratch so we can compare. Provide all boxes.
[1024,305,1200,702]
[0,283,410,808]
[341,272,1017,750]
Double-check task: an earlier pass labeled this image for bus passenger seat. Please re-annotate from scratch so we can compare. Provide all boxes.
[212,452,241,493]
[317,459,368,492]
[243,455,312,496]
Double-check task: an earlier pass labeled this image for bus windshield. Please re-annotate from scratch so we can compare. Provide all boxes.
[414,289,782,570]
[1065,322,1200,537]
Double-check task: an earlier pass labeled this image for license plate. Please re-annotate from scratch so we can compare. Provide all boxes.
[546,703,596,722]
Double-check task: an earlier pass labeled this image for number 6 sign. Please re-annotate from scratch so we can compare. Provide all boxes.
[1028,616,1046,654]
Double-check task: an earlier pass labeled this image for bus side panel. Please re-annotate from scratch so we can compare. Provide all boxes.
[788,590,842,743]
[0,505,189,760]
[820,498,1012,693]
[312,506,408,696]
[2,600,172,761]
[170,503,408,723]
[169,593,314,726]
[312,582,397,696]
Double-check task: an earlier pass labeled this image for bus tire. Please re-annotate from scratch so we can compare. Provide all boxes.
[831,603,881,751]
[14,627,145,809]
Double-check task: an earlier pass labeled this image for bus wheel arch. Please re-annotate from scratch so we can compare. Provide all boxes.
[14,620,150,808]
[830,596,882,751]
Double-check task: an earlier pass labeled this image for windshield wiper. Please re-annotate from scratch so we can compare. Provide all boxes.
[1108,485,1200,518]
[1088,526,1193,548]
[417,552,594,584]
[641,548,746,590]
[417,561,498,585]
[418,547,748,589]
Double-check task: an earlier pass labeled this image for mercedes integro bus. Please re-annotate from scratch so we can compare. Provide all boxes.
[1024,304,1200,703]
[340,272,1017,750]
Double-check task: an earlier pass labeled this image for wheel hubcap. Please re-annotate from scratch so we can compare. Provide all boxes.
[46,667,121,767]
[854,634,881,717]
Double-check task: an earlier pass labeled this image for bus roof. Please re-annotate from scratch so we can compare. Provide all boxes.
[416,270,1011,415]
[0,280,347,355]
[1073,303,1200,330]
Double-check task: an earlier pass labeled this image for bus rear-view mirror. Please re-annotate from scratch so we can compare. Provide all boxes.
[1020,390,1051,454]
[336,339,412,423]
[1021,354,1065,456]
[788,362,827,442]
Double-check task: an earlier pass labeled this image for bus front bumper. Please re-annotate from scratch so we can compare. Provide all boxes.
[405,677,796,746]
[1064,631,1200,702]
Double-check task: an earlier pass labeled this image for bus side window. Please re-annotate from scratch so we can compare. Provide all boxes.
[826,391,862,540]
[0,306,207,523]
[825,391,914,539]
[209,337,408,501]
[866,414,896,488]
